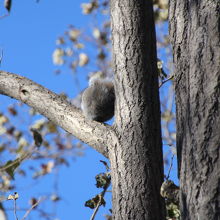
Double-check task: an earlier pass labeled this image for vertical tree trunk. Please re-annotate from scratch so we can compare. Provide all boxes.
[169,1,220,219]
[110,0,165,219]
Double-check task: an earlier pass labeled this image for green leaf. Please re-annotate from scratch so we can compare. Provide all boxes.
[95,173,111,188]
[30,128,43,147]
[3,159,20,179]
[85,194,106,209]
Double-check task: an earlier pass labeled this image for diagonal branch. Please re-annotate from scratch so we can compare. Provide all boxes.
[0,71,113,158]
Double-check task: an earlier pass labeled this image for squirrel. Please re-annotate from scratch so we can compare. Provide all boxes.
[81,73,115,122]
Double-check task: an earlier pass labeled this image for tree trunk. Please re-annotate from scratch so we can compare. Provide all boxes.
[169,1,220,219]
[0,1,165,219]
[110,0,165,219]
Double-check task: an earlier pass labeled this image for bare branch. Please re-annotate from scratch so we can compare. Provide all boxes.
[0,49,3,65]
[0,149,32,173]
[0,71,115,157]
[13,199,19,220]
[166,154,174,180]
[159,75,174,88]
[21,197,45,220]
[90,174,111,220]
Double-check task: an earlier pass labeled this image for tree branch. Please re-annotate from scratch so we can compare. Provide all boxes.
[0,71,113,158]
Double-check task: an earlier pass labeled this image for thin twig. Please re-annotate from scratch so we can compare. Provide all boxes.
[166,154,175,180]
[0,49,3,65]
[100,160,110,171]
[0,152,31,172]
[90,196,102,220]
[0,146,37,172]
[0,14,9,19]
[159,75,174,88]
[13,199,19,220]
[90,179,111,220]
[21,197,45,220]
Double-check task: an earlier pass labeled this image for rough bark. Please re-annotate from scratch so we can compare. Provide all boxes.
[169,0,220,219]
[110,0,165,219]
[0,71,112,158]
[0,1,165,219]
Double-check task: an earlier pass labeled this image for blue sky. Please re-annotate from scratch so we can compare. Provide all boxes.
[0,0,90,94]
[0,1,177,219]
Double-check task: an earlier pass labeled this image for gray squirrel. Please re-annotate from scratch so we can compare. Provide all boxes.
[81,74,115,122]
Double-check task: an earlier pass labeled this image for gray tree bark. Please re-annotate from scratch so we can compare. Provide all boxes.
[0,72,111,157]
[0,0,165,219]
[110,0,165,219]
[169,0,220,219]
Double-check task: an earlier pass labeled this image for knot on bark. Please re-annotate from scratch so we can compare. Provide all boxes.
[19,86,30,102]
